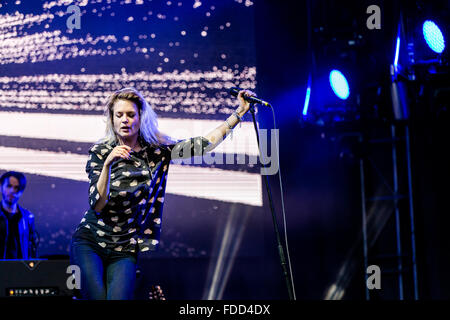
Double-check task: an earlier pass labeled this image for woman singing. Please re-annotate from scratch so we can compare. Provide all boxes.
[70,87,255,299]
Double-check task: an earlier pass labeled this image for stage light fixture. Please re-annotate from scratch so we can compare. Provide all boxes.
[394,35,401,69]
[422,20,445,54]
[329,69,350,100]
[302,86,311,116]
[300,66,358,125]
[302,74,312,116]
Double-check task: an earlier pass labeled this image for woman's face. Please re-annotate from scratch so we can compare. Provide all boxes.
[112,99,141,142]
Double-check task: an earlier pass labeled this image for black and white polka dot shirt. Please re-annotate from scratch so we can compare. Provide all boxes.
[76,136,210,253]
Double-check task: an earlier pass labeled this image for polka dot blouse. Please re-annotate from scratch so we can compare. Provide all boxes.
[76,136,211,253]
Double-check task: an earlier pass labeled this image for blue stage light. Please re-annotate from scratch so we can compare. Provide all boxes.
[302,74,312,116]
[329,70,350,100]
[394,35,400,68]
[422,20,445,54]
[302,86,311,116]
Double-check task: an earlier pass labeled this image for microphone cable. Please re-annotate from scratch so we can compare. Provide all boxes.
[267,103,297,300]
[252,101,296,300]
[232,87,297,299]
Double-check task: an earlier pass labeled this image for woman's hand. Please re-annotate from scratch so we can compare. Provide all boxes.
[203,89,258,153]
[104,145,132,167]
[237,89,257,115]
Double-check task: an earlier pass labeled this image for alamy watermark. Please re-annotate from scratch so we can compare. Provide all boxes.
[66,264,81,290]
[366,265,381,290]
[66,5,81,30]
[169,128,280,176]
[66,4,380,31]
[366,5,381,30]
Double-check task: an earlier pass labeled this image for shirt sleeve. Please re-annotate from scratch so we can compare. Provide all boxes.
[166,136,211,160]
[85,145,107,211]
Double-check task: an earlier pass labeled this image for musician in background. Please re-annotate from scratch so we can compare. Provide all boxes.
[0,171,37,259]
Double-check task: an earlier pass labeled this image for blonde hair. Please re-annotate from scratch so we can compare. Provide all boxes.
[100,87,173,146]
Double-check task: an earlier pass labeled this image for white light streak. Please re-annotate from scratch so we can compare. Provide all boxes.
[0,146,262,206]
[0,111,260,156]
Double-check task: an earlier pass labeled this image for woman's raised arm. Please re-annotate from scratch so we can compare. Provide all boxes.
[203,89,255,151]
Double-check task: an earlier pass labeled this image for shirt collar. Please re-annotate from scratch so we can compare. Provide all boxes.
[109,136,150,153]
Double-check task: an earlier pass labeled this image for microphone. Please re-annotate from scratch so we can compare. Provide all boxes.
[229,87,270,107]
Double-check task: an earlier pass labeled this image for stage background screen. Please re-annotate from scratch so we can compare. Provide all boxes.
[0,0,264,291]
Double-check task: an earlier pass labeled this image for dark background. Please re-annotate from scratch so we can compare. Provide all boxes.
[254,0,450,300]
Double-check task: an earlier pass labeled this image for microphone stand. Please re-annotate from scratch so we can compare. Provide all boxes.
[248,103,295,300]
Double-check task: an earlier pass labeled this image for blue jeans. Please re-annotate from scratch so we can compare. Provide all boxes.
[70,227,138,300]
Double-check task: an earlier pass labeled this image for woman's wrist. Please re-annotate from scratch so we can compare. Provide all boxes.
[235,106,246,117]
[224,107,246,131]
[225,117,234,130]
[233,110,243,121]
